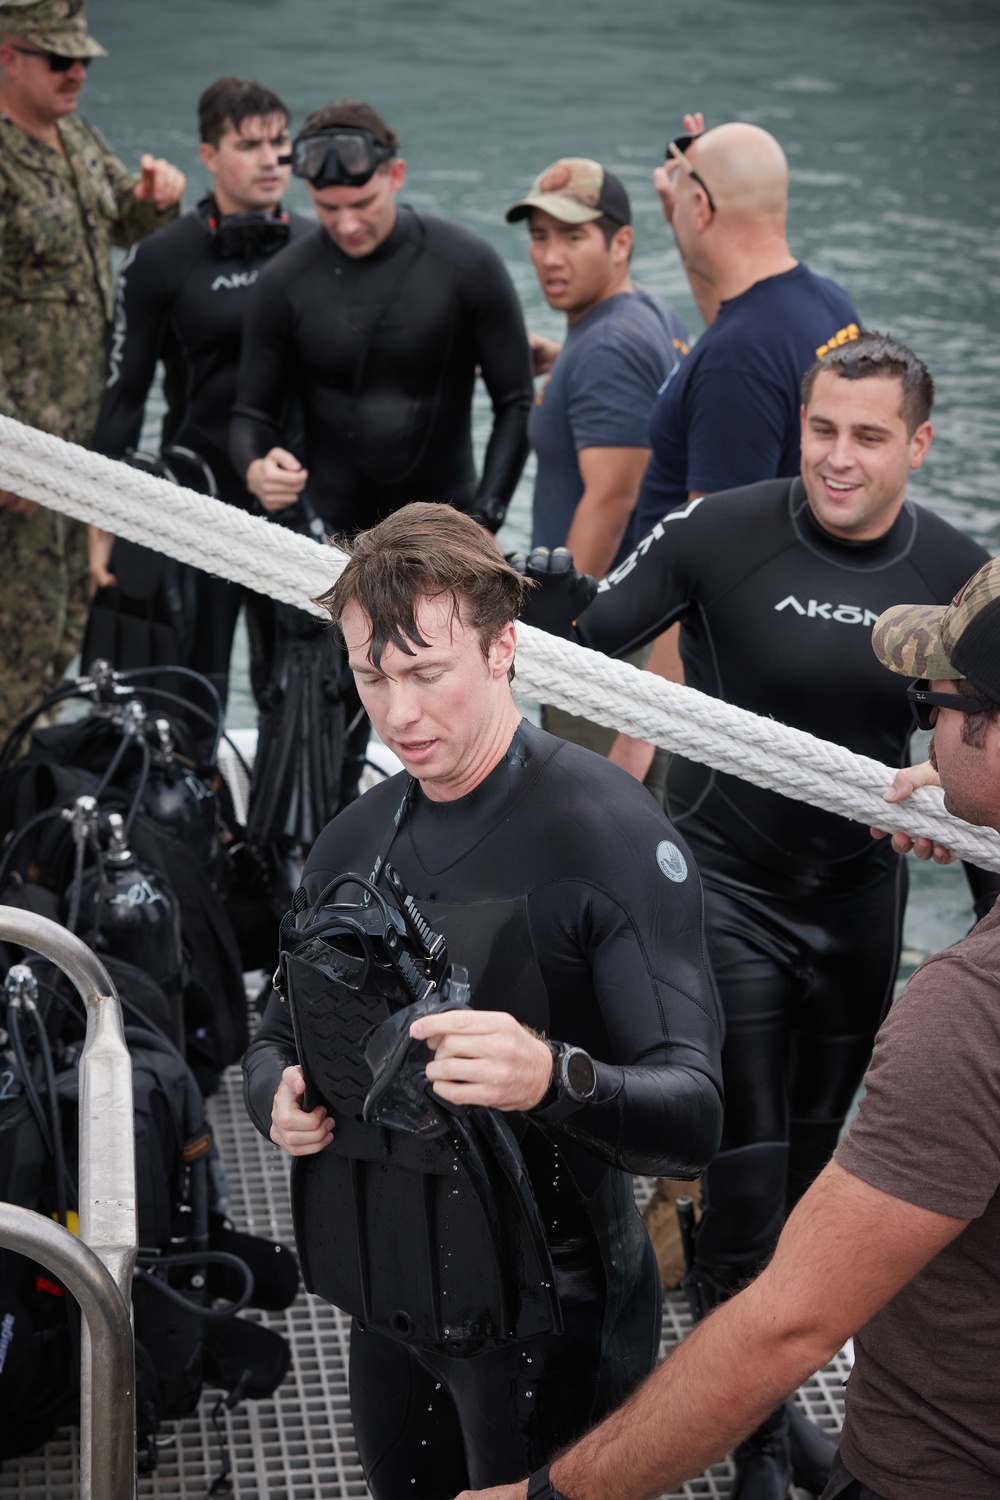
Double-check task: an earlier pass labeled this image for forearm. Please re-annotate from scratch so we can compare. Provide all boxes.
[551,1274,838,1500]
[114,183,179,245]
[473,397,531,521]
[539,1061,723,1177]
[564,489,636,579]
[230,404,283,482]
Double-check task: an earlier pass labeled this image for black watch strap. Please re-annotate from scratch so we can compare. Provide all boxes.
[527,1465,571,1500]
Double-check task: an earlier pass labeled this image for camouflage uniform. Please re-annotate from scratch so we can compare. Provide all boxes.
[0,102,178,738]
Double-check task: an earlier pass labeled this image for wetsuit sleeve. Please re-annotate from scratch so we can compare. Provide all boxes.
[91,240,169,458]
[530,793,724,1178]
[572,494,709,657]
[459,241,532,525]
[230,266,297,479]
[242,989,299,1140]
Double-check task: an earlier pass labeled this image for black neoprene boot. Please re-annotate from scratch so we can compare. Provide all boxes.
[784,1399,836,1495]
[731,1404,793,1500]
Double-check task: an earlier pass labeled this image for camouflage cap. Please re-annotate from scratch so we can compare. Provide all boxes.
[505,158,631,227]
[871,555,1000,702]
[0,0,107,58]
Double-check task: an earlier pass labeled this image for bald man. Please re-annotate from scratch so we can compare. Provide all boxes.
[631,114,859,536]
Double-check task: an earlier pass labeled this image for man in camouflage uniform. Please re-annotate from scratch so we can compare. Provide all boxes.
[0,0,185,739]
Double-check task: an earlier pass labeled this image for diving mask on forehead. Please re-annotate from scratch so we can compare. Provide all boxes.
[291,126,395,189]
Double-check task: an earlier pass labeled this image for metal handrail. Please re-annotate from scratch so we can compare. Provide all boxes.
[0,1204,134,1495]
[0,907,137,1500]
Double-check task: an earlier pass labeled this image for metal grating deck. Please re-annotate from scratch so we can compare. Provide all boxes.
[0,1058,848,1500]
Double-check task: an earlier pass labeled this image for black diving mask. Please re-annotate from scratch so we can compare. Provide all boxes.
[291,126,395,188]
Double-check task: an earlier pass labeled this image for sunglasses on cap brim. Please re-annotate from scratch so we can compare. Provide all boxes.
[11,45,92,72]
[664,131,716,214]
[291,127,395,189]
[906,679,993,733]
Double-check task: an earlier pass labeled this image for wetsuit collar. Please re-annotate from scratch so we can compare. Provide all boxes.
[399,720,547,877]
[791,477,917,568]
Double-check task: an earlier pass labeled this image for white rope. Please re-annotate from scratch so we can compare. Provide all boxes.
[3,413,1000,873]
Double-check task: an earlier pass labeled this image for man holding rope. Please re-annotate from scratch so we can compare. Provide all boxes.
[458,553,1000,1500]
[515,332,995,1496]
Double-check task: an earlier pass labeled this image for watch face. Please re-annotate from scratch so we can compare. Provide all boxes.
[565,1049,596,1098]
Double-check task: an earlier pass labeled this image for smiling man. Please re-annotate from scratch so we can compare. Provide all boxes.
[88,75,311,705]
[242,502,724,1500]
[515,332,996,1498]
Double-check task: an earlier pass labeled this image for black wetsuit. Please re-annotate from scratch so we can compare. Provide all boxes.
[569,478,991,1285]
[230,205,533,531]
[90,197,313,700]
[244,721,723,1496]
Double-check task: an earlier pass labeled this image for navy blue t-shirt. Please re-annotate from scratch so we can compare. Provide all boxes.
[633,263,859,533]
[529,287,688,563]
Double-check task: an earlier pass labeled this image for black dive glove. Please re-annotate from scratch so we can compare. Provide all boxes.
[509,547,598,640]
[467,496,508,533]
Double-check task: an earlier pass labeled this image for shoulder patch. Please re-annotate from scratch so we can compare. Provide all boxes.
[656,840,688,883]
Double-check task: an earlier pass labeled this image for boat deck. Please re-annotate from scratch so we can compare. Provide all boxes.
[0,1051,849,1500]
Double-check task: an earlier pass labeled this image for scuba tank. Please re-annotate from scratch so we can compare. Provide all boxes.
[76,813,184,1046]
[140,717,221,877]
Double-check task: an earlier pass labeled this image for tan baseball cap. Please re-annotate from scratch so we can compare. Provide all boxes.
[871,555,1000,701]
[1,0,107,59]
[506,157,631,227]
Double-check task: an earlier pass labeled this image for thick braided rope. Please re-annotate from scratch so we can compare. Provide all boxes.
[3,414,999,872]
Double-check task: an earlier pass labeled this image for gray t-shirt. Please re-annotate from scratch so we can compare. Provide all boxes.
[529,287,687,565]
[834,899,1000,1500]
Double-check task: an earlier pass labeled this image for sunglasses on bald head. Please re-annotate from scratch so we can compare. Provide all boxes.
[665,132,716,214]
[907,679,993,732]
[11,45,92,72]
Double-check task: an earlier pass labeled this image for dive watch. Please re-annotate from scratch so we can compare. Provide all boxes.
[527,1464,572,1499]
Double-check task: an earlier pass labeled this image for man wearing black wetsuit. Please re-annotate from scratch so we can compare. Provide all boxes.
[89,76,311,703]
[243,504,723,1500]
[230,98,532,534]
[517,334,994,1499]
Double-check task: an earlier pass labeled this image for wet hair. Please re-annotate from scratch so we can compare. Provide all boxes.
[298,98,398,154]
[956,676,1000,747]
[800,331,934,436]
[316,503,528,679]
[198,77,289,147]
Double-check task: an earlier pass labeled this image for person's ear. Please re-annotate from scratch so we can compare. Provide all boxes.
[907,420,933,472]
[488,622,517,679]
[198,140,217,175]
[612,224,633,267]
[387,157,407,193]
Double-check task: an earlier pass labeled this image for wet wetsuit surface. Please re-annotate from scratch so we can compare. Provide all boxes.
[230,206,532,530]
[245,720,723,1494]
[92,196,313,504]
[573,477,991,1223]
[89,199,313,697]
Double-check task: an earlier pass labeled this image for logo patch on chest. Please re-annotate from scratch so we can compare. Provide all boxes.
[774,595,880,625]
[656,840,688,883]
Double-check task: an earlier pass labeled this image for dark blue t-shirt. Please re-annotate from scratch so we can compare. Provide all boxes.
[633,263,859,534]
[529,287,688,562]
